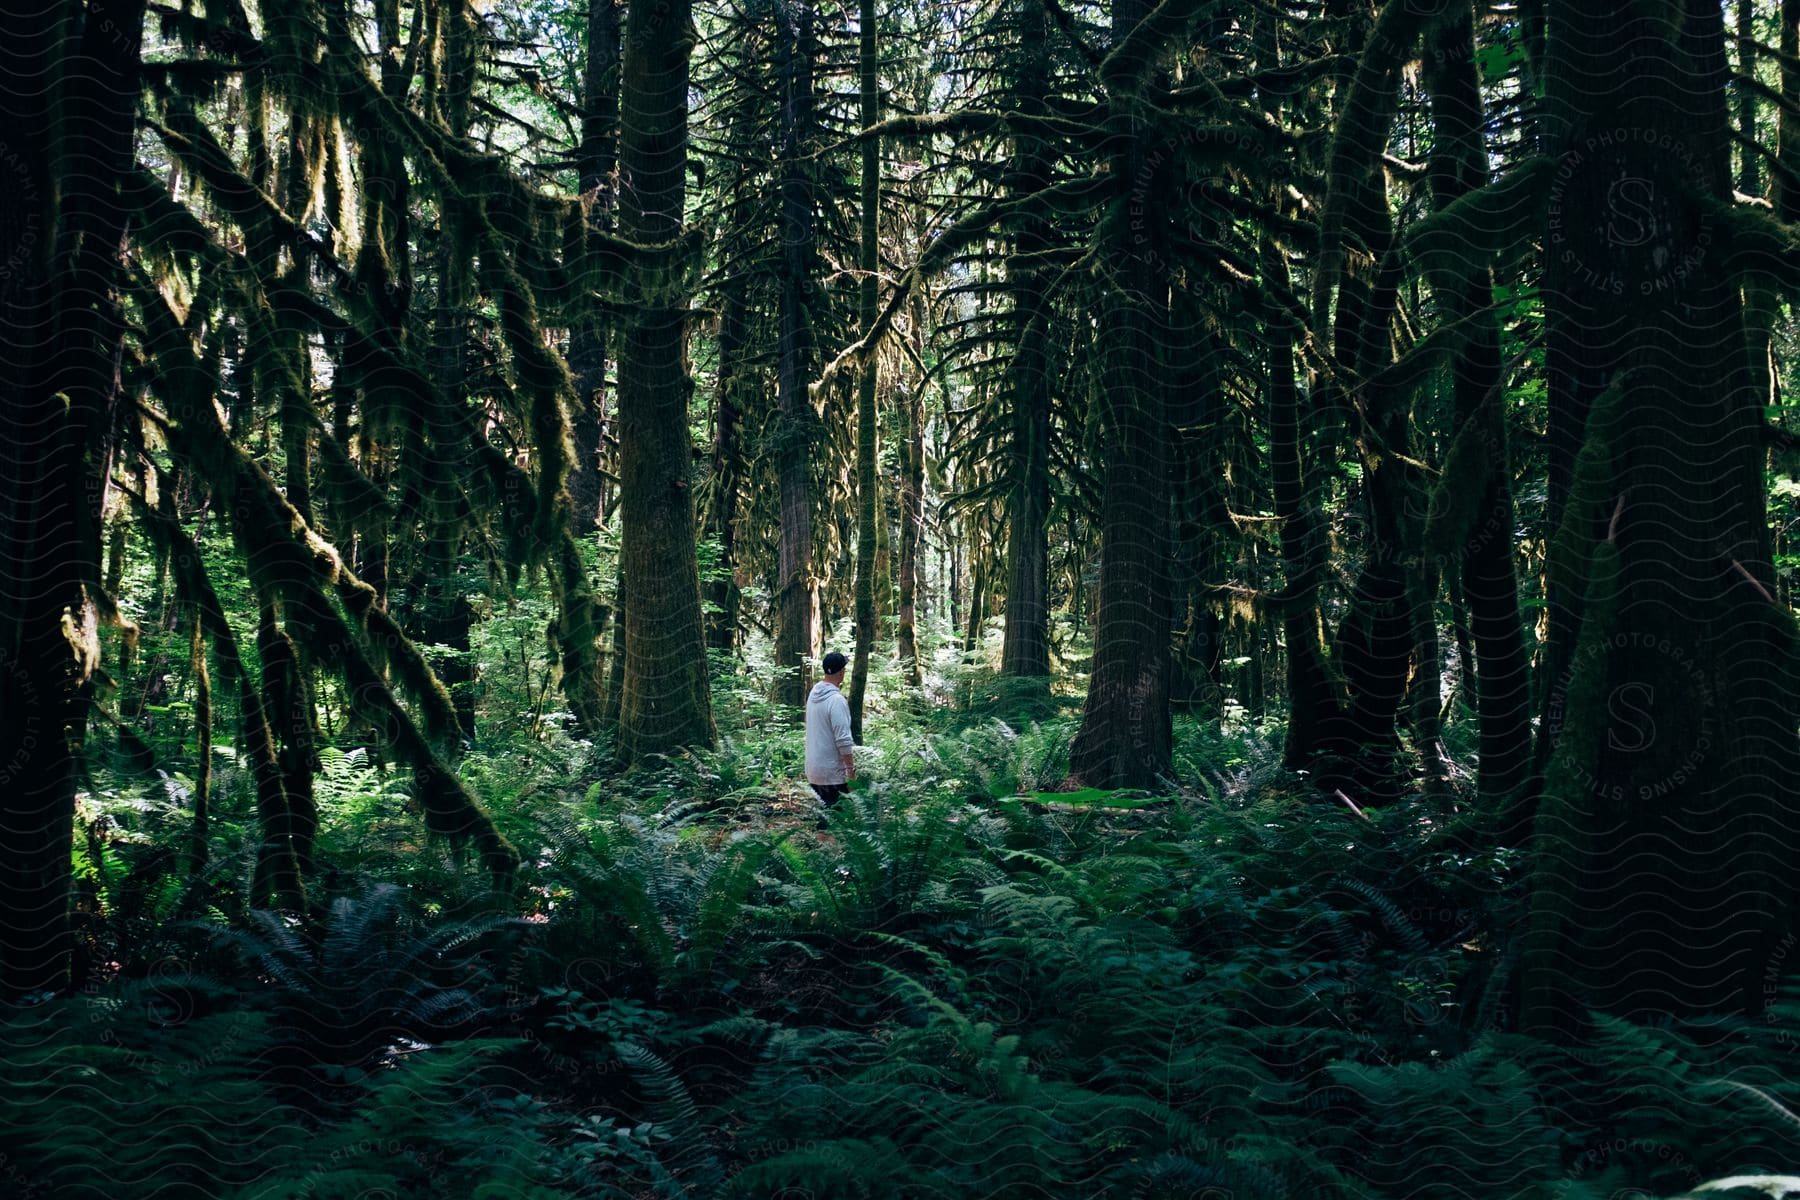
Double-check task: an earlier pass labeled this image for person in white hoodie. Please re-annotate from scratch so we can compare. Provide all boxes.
[805,651,856,809]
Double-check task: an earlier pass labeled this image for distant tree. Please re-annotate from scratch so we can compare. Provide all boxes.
[848,0,883,741]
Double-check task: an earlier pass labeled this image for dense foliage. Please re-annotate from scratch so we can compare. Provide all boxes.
[9,692,1800,1197]
[7,0,1800,1193]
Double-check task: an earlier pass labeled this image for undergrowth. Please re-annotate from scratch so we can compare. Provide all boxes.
[12,690,1800,1198]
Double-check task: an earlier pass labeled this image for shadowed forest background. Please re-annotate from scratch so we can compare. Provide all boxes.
[7,0,1800,1193]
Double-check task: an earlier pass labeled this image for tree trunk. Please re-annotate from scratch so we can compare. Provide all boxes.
[601,580,625,726]
[569,0,620,534]
[1780,0,1800,222]
[1259,112,1342,766]
[189,616,211,876]
[705,284,747,651]
[1308,6,1429,801]
[1067,0,1174,789]
[255,605,313,904]
[1405,587,1450,794]
[1738,0,1759,197]
[0,0,143,998]
[897,377,924,686]
[773,0,819,711]
[1523,0,1800,1032]
[1423,4,1534,808]
[998,0,1054,679]
[1449,575,1476,716]
[964,540,987,651]
[614,0,716,761]
[848,0,880,742]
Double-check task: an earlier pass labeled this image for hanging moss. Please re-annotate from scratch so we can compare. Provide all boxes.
[477,237,577,551]
[128,480,306,910]
[317,582,516,879]
[130,272,520,884]
[140,158,512,592]
[314,416,393,532]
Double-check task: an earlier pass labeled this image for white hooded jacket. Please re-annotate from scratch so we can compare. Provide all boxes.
[805,680,855,784]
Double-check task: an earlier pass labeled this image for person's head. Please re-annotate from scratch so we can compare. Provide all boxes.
[821,651,847,682]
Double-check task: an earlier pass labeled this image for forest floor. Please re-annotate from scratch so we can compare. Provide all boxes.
[4,683,1799,1198]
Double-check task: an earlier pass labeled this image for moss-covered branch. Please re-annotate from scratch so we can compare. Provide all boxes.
[124,477,306,908]
[127,271,519,882]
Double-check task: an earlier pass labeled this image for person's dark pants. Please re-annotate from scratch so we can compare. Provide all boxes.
[812,782,847,808]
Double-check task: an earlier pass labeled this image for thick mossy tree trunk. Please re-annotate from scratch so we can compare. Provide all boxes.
[773,0,820,711]
[998,0,1055,680]
[1422,5,1533,811]
[1067,0,1174,790]
[0,0,143,997]
[847,0,880,742]
[1522,0,1800,1032]
[613,0,717,761]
